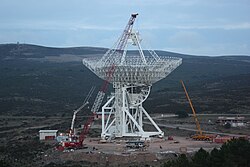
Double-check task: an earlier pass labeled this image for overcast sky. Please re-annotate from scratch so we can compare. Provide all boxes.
[1,0,250,56]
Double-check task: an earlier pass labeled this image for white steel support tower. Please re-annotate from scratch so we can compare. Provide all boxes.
[82,13,182,139]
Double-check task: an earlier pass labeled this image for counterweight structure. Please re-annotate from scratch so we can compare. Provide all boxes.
[82,13,182,139]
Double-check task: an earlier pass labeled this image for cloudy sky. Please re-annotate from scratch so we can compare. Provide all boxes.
[1,0,250,56]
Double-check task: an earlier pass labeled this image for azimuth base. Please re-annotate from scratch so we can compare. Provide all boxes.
[101,84,163,139]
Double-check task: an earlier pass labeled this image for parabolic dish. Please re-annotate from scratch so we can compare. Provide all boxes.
[82,52,182,85]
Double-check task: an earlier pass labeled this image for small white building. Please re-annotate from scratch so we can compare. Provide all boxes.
[39,130,58,140]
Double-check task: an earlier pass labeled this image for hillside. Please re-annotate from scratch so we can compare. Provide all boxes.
[0,43,250,116]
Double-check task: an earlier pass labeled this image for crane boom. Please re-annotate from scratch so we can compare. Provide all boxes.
[91,64,115,113]
[180,80,202,135]
[116,13,138,51]
[91,14,139,113]
[70,102,88,131]
[70,87,95,132]
[97,13,138,69]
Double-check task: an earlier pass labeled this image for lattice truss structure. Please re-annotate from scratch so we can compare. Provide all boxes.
[82,13,182,139]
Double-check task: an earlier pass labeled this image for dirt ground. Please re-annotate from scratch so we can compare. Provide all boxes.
[0,114,249,167]
[38,136,222,167]
[37,114,249,166]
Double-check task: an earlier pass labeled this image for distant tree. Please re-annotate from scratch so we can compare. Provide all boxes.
[191,148,210,167]
[162,160,174,167]
[162,154,190,167]
[219,139,250,167]
[163,139,250,167]
[175,154,190,167]
[209,148,223,167]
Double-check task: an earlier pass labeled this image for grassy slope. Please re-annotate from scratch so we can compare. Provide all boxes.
[0,44,250,115]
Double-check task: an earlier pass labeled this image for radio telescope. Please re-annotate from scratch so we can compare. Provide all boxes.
[82,13,182,139]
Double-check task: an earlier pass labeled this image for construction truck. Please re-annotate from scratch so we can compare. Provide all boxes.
[181,80,212,141]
